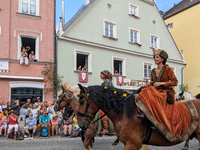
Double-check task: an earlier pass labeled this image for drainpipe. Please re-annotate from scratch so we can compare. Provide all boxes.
[181,50,186,86]
[54,0,57,99]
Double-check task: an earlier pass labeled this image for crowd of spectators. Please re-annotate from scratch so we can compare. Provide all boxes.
[20,46,37,65]
[0,97,81,139]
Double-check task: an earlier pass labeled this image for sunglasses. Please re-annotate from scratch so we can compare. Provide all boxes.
[44,113,47,114]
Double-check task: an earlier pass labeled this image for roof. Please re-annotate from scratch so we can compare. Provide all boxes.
[163,0,200,19]
[63,0,96,31]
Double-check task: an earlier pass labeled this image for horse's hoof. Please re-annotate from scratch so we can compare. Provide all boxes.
[181,148,188,150]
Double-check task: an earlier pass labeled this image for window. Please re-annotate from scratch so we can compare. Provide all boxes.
[19,0,39,16]
[129,3,139,17]
[18,35,39,61]
[129,28,140,44]
[151,35,159,49]
[104,20,117,38]
[112,57,126,76]
[74,49,92,72]
[143,63,153,79]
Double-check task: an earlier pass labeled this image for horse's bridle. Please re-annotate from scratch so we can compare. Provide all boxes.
[56,89,75,110]
[77,94,95,125]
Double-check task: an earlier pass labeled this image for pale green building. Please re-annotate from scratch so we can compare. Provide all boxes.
[57,0,184,92]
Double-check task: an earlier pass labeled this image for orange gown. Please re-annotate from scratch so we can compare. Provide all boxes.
[139,65,191,137]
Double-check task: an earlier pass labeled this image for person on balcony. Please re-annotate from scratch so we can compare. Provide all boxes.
[20,46,28,65]
[29,51,37,62]
[82,65,88,72]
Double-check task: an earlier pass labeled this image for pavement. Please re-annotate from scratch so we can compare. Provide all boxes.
[0,136,199,150]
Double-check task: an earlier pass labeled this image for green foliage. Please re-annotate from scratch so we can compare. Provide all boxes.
[41,60,63,94]
[179,84,190,93]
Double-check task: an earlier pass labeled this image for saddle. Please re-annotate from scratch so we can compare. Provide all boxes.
[135,91,199,142]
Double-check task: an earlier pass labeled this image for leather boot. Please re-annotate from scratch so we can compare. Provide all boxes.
[100,118,109,135]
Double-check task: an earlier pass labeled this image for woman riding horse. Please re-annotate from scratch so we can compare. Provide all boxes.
[138,50,192,138]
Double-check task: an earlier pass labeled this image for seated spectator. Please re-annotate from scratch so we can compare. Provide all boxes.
[48,103,55,120]
[24,113,37,138]
[20,46,28,65]
[6,102,12,116]
[35,97,42,110]
[82,65,87,72]
[77,65,82,71]
[27,103,32,116]
[6,110,18,139]
[20,104,28,117]
[13,99,20,116]
[0,101,3,113]
[2,116,7,136]
[29,51,37,62]
[38,110,51,137]
[72,114,81,137]
[63,116,73,137]
[114,69,120,75]
[51,114,59,137]
[2,100,7,109]
[31,104,38,121]
[0,108,8,118]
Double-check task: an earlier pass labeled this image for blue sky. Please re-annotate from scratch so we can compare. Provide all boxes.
[56,0,182,30]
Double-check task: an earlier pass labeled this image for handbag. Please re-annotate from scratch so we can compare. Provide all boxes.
[16,130,24,140]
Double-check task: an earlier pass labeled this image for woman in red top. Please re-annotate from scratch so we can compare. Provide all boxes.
[6,110,18,139]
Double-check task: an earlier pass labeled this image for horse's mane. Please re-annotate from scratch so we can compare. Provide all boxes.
[87,86,136,119]
[62,82,80,100]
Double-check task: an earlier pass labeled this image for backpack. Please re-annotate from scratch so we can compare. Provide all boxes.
[16,130,24,140]
[41,127,48,137]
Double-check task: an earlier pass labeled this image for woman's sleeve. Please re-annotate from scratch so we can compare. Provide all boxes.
[164,67,178,87]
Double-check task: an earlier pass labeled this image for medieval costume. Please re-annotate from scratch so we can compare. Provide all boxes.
[136,50,195,142]
[100,70,113,135]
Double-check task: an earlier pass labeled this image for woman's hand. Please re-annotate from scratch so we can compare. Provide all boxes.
[141,84,147,88]
[153,82,165,87]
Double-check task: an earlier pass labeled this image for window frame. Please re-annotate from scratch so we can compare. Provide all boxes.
[103,19,117,39]
[129,27,140,44]
[18,34,39,61]
[150,34,160,49]
[143,62,153,79]
[112,56,126,76]
[129,3,139,17]
[18,0,40,16]
[74,49,92,73]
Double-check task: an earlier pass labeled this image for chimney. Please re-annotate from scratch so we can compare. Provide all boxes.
[159,11,165,18]
[62,1,65,27]
[86,0,90,6]
[58,17,64,37]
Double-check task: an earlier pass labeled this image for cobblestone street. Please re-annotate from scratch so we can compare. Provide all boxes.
[0,136,199,150]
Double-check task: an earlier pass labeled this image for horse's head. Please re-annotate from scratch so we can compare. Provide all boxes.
[54,83,77,112]
[77,84,99,130]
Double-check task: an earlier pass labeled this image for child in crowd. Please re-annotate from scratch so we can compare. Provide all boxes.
[63,116,73,137]
[57,109,63,137]
[27,103,32,115]
[51,114,59,137]
[0,108,7,118]
[0,117,3,135]
[2,116,7,136]
[72,114,81,137]
[48,103,55,120]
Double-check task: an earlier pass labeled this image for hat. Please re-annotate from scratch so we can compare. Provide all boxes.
[12,98,16,100]
[53,114,58,118]
[154,50,168,60]
[101,70,112,80]
[9,110,15,114]
[37,97,40,100]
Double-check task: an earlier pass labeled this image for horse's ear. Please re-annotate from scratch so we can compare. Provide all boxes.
[78,84,86,93]
[62,85,65,91]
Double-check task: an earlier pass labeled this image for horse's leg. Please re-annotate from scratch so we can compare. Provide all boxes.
[182,139,189,150]
[83,125,95,150]
[123,143,141,150]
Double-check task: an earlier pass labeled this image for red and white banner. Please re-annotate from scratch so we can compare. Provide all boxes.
[79,72,88,82]
[117,76,124,85]
[146,79,151,85]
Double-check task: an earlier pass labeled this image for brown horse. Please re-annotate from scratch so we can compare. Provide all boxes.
[77,84,200,150]
[54,83,95,150]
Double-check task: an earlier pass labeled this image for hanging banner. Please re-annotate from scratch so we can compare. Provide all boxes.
[79,72,88,82]
[117,76,124,85]
[146,79,151,85]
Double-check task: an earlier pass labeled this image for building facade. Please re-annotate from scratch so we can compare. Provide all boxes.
[0,0,55,104]
[57,0,184,93]
[164,0,200,97]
